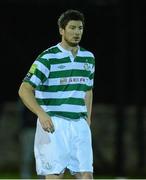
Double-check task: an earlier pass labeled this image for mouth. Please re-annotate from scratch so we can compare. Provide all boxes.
[73,37,80,41]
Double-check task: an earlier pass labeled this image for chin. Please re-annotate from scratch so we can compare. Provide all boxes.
[70,42,79,47]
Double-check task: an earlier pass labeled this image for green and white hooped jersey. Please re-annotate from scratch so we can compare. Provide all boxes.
[24,43,95,120]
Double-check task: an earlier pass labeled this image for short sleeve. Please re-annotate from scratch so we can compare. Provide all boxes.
[23,52,50,88]
[87,61,95,90]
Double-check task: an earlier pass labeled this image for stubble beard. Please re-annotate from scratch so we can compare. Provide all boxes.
[64,37,80,47]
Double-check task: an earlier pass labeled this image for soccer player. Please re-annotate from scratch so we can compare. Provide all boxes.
[18,9,95,179]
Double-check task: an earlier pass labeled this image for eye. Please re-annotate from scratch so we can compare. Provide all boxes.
[79,26,83,30]
[70,26,76,30]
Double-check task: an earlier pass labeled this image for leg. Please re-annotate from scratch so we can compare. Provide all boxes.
[68,119,93,179]
[45,173,64,179]
[35,117,70,177]
[75,172,93,179]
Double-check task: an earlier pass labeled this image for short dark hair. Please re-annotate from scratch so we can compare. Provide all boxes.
[57,9,85,29]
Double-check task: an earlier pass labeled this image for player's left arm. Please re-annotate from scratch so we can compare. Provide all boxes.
[85,89,93,126]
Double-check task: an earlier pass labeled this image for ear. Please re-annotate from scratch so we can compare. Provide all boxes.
[59,28,64,36]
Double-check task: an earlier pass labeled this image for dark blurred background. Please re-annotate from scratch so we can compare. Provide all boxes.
[0,0,145,179]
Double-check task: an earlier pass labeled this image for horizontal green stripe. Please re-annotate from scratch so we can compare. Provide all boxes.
[80,47,86,51]
[49,69,90,78]
[89,73,94,80]
[36,58,50,68]
[34,69,47,82]
[48,47,62,54]
[36,97,85,106]
[86,85,93,90]
[49,57,70,64]
[47,111,87,119]
[37,84,89,92]
[75,56,95,64]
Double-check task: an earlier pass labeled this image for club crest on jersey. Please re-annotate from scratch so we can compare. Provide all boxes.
[84,63,90,71]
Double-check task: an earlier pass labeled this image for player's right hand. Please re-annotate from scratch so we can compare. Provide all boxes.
[38,112,55,133]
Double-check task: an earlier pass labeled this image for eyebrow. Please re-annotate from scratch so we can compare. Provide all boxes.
[69,25,83,28]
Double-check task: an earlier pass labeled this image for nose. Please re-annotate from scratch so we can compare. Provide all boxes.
[75,28,81,35]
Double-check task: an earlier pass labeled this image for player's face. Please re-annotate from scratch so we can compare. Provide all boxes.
[60,20,84,47]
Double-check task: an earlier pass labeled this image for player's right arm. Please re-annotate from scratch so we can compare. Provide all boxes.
[18,82,55,133]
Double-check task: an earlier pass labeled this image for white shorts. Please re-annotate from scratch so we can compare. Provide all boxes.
[34,116,93,175]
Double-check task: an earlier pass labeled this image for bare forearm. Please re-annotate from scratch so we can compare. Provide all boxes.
[18,82,54,133]
[85,90,93,125]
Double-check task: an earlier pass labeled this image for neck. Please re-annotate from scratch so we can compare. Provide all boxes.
[60,41,78,51]
[60,41,78,57]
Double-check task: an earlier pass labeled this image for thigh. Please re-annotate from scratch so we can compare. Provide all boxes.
[45,173,64,179]
[74,172,93,179]
[68,118,93,173]
[34,117,70,176]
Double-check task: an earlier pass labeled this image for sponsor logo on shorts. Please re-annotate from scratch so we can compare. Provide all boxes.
[42,162,52,170]
[45,163,52,170]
